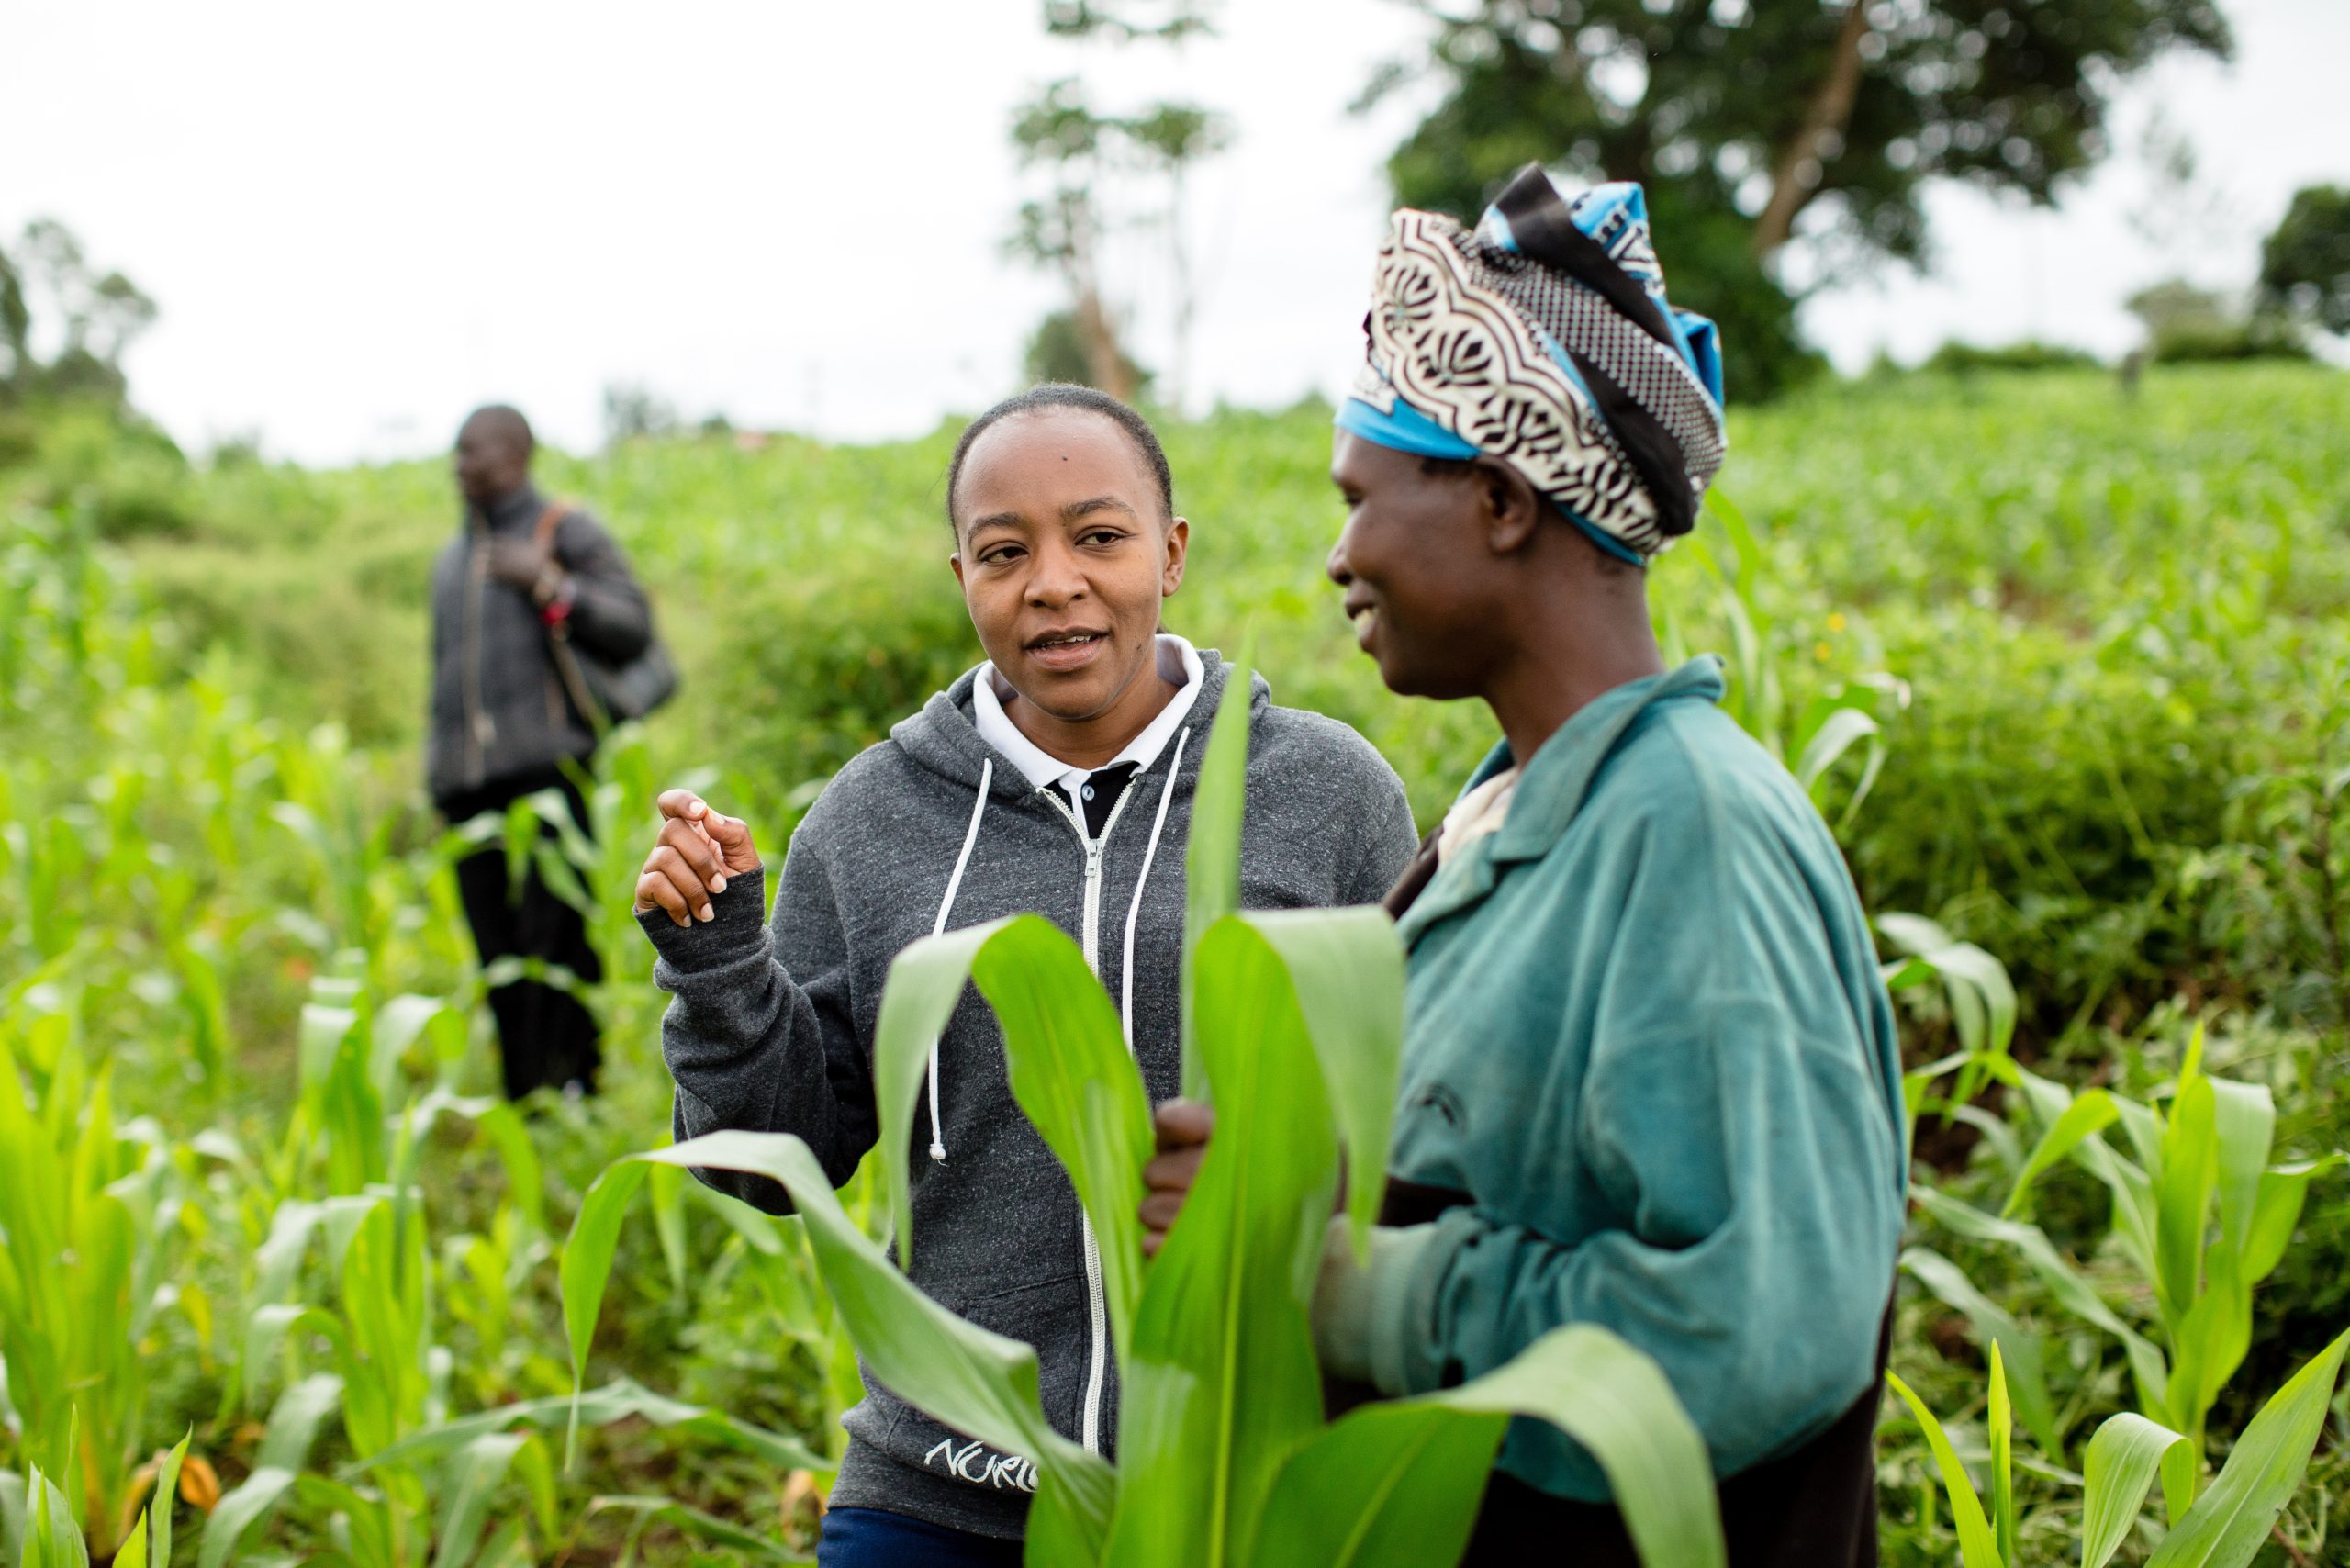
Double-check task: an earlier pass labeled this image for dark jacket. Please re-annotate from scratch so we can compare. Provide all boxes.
[638,655,1419,1540]
[427,484,652,805]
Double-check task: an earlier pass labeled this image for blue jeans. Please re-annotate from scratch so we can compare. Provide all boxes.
[816,1507,1024,1567]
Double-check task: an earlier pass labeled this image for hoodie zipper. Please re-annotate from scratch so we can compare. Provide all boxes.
[1035,777,1146,1455]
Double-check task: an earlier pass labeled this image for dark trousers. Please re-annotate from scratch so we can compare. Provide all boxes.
[442,767,603,1099]
[815,1508,1023,1567]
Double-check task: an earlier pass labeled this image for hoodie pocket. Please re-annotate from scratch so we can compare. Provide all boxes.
[863,1271,1088,1492]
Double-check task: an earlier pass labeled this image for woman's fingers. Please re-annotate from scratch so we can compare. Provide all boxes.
[699,808,761,872]
[1153,1098,1214,1149]
[634,866,697,925]
[659,817,730,893]
[637,844,717,922]
[655,789,761,875]
[1140,1100,1214,1257]
[656,787,707,821]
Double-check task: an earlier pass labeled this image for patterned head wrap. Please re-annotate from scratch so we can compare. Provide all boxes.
[1338,167,1726,563]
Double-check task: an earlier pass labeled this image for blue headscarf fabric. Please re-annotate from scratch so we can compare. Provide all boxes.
[1338,168,1726,562]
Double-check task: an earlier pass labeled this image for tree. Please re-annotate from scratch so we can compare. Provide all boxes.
[600,381,677,447]
[2260,184,2350,337]
[1362,0,2232,398]
[2125,278,2305,364]
[1006,3,1231,402]
[0,218,158,409]
[1024,307,1154,396]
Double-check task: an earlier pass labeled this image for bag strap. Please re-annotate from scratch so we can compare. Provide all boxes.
[529,501,609,734]
[532,500,571,557]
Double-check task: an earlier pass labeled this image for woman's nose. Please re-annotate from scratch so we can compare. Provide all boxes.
[1026,543,1087,604]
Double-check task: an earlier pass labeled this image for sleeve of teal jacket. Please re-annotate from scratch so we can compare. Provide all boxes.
[1358,767,1905,1495]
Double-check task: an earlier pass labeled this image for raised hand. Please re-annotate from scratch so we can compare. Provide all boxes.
[635,789,764,926]
[486,534,555,593]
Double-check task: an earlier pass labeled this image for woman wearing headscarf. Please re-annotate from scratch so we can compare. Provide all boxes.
[633,385,1418,1567]
[1144,170,1907,1566]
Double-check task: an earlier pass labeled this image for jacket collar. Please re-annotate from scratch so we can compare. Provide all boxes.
[1398,655,1726,945]
[469,482,546,536]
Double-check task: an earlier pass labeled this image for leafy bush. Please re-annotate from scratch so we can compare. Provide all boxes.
[1922,340,2105,375]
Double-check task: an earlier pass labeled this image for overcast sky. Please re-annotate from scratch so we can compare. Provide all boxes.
[5,0,2342,465]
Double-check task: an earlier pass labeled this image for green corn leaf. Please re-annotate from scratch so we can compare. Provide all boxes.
[347,1377,825,1477]
[512,1432,561,1548]
[2144,1327,2350,1568]
[648,1158,691,1310]
[431,1430,525,1568]
[871,915,1156,1365]
[1240,906,1405,1254]
[1885,1372,2004,1568]
[2170,1243,2254,1465]
[1987,1343,2015,1568]
[1794,704,1885,829]
[630,1132,1114,1548]
[150,1428,190,1568]
[582,1495,809,1562]
[1182,637,1255,1100]
[1911,1185,2172,1414]
[1900,1248,2065,1460]
[2243,1158,2343,1282]
[255,1372,342,1481]
[2154,1073,2218,1332]
[868,918,1007,1266]
[2206,1080,2274,1259]
[1428,1324,1725,1568]
[1104,916,1337,1568]
[23,1465,87,1568]
[0,1473,22,1568]
[113,1514,146,1568]
[558,1159,651,1467]
[2003,1088,2119,1217]
[2080,1411,2188,1568]
[971,915,1154,1365]
[1875,913,2017,1060]
[199,1373,341,1568]
[1246,1401,1507,1568]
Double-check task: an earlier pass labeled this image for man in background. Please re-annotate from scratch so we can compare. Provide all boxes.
[429,404,652,1098]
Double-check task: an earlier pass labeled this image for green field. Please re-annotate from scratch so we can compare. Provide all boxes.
[3,361,2346,1563]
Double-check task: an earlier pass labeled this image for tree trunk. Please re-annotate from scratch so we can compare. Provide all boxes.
[1073,286,1136,403]
[1752,0,1873,257]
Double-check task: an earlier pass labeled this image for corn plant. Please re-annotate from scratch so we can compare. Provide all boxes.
[480,723,685,1043]
[1911,1027,2344,1511]
[6,1431,186,1568]
[1889,1328,2349,1566]
[0,1036,182,1561]
[1663,488,1910,832]
[563,664,1729,1566]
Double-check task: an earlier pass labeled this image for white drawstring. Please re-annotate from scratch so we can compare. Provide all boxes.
[1121,726,1192,1045]
[928,757,993,1163]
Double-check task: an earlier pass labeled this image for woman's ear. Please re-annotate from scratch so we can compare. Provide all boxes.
[1160,516,1191,597]
[1475,460,1544,556]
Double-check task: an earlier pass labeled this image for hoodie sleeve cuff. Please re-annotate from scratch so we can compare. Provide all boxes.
[1312,1219,1445,1395]
[638,867,772,976]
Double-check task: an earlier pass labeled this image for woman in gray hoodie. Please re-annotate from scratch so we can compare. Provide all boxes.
[632,385,1417,1567]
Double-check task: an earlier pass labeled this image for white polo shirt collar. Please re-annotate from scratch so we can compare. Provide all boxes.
[971,634,1206,821]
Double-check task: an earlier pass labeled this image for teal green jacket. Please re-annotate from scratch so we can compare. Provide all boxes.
[1360,657,1907,1503]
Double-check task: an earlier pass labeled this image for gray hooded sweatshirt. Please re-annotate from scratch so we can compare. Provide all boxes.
[640,652,1416,1539]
